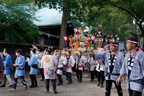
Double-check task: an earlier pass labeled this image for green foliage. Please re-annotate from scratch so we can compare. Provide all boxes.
[0,1,39,43]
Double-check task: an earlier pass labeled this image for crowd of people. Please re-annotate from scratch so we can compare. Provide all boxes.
[0,37,143,96]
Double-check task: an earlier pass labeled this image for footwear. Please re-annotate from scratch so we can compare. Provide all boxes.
[24,87,27,90]
[53,91,58,94]
[57,83,62,86]
[100,84,104,88]
[29,85,35,88]
[9,85,13,88]
[90,80,94,82]
[0,85,5,87]
[78,80,80,83]
[67,81,72,85]
[9,89,16,92]
[40,79,44,81]
[97,82,100,86]
[66,80,68,83]
[34,85,38,87]
[45,91,50,94]
[79,81,82,83]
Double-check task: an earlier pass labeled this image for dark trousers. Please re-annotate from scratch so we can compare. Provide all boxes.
[29,75,37,86]
[13,76,27,89]
[2,75,6,85]
[97,71,104,85]
[76,70,82,82]
[129,89,142,96]
[105,80,123,96]
[39,68,44,80]
[90,71,94,80]
[46,79,56,91]
[66,72,72,82]
[94,70,97,78]
[57,74,63,84]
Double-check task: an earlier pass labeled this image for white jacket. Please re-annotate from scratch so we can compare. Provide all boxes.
[41,55,57,79]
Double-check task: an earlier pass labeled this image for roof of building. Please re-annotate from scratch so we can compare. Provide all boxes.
[33,8,63,26]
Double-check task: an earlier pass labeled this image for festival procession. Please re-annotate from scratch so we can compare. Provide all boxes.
[0,0,144,96]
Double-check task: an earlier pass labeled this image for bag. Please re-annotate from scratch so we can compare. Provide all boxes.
[32,64,38,69]
[44,69,55,77]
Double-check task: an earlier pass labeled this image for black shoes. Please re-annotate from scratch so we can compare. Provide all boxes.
[57,83,63,86]
[53,91,58,94]
[9,85,13,88]
[97,82,100,86]
[90,80,94,82]
[40,79,44,81]
[45,91,58,94]
[100,84,104,88]
[0,85,5,87]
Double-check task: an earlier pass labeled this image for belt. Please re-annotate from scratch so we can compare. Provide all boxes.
[57,67,63,71]
[16,67,25,70]
[129,79,144,86]
[78,65,83,68]
[66,66,72,69]
[5,67,11,70]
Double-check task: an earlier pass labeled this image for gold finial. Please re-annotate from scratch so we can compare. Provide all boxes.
[97,24,103,30]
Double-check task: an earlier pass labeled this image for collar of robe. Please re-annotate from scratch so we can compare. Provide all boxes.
[108,50,118,66]
[128,48,139,71]
[66,55,71,66]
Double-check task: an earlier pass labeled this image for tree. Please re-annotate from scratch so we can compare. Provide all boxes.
[35,0,90,49]
[85,0,144,48]
[0,1,39,43]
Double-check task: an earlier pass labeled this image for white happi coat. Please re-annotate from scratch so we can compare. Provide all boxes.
[36,53,43,68]
[66,56,75,73]
[96,60,105,72]
[88,56,96,71]
[57,55,67,75]
[76,55,87,70]
[41,55,57,79]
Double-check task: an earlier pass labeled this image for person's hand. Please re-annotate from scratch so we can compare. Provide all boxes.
[122,76,126,81]
[26,57,29,62]
[13,64,19,67]
[116,77,121,86]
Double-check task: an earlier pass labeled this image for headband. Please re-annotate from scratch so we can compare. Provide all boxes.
[109,44,118,47]
[127,40,139,45]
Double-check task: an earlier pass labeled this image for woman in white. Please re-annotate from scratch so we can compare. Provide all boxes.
[56,51,67,85]
[65,51,75,84]
[76,51,87,83]
[36,49,44,81]
[96,48,105,88]
[88,52,96,82]
[41,54,57,94]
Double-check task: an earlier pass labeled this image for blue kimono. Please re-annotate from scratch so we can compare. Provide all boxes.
[14,55,26,78]
[95,50,124,81]
[120,50,144,92]
[3,54,12,75]
[28,54,38,75]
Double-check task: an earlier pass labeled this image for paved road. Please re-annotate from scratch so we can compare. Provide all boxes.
[0,73,143,96]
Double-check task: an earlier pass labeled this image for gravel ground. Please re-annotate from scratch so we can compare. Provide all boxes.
[0,73,143,96]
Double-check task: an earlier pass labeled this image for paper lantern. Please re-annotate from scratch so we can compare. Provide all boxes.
[110,35,112,38]
[91,35,95,41]
[74,28,78,33]
[64,36,68,41]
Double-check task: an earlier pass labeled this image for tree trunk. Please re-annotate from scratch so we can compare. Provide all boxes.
[137,22,144,51]
[59,4,68,50]
[111,29,116,41]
